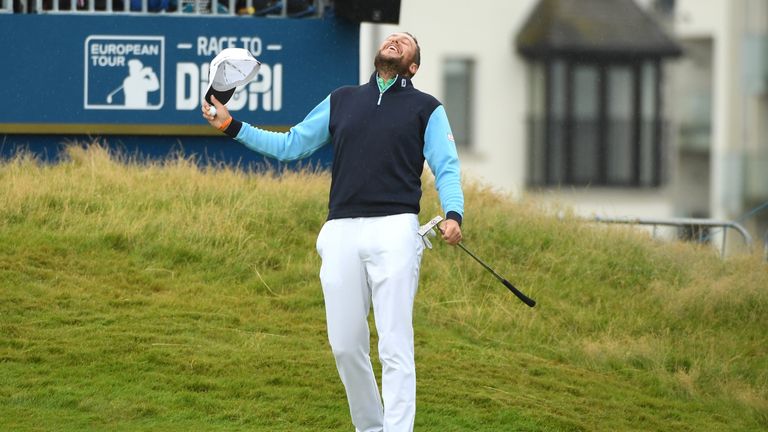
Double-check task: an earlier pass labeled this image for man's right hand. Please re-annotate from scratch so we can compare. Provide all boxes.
[201,95,231,130]
[440,219,462,246]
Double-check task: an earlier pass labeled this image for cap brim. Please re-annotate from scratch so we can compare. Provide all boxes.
[205,86,236,105]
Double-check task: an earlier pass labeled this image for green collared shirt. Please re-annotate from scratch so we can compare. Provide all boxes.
[376,74,397,93]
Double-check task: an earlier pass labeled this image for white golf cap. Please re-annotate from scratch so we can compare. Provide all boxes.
[205,48,261,105]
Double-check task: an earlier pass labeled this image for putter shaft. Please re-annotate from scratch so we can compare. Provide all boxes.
[455,241,536,308]
[456,242,503,282]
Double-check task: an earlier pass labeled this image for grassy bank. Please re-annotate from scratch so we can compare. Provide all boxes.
[1,144,766,431]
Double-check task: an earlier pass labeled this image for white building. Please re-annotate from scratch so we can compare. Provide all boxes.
[360,0,768,251]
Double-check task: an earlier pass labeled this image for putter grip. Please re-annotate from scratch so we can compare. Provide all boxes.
[502,279,536,307]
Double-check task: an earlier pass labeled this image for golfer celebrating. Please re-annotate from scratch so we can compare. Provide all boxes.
[203,32,464,432]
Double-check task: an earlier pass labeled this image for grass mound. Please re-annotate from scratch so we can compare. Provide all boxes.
[1,144,766,431]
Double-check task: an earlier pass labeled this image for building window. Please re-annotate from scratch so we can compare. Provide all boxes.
[443,58,474,150]
[528,59,665,187]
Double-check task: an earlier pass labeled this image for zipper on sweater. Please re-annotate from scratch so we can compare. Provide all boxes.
[376,74,398,106]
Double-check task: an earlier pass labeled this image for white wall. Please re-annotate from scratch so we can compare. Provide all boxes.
[674,0,724,38]
[673,0,746,221]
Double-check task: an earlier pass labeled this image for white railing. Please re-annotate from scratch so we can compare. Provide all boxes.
[15,0,326,16]
[592,215,753,259]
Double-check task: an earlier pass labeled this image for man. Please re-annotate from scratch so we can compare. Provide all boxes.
[123,59,159,108]
[202,32,464,432]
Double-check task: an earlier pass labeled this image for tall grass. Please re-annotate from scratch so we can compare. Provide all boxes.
[1,144,766,431]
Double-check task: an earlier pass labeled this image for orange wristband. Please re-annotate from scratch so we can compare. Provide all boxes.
[218,117,233,131]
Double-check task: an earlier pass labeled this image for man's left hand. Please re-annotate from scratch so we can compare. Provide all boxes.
[201,95,231,130]
[440,219,462,246]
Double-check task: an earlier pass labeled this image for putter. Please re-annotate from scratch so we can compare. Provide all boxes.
[419,216,536,308]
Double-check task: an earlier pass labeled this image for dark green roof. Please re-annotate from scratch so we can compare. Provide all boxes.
[516,0,682,59]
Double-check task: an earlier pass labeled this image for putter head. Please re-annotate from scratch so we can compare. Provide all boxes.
[418,215,443,250]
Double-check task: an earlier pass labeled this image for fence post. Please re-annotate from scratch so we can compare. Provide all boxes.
[721,229,727,258]
[764,229,767,262]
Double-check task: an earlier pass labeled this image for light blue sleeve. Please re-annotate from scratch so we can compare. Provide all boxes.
[235,95,331,162]
[424,105,464,218]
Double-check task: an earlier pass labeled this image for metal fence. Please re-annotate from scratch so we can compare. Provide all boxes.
[592,215,754,259]
[10,0,327,17]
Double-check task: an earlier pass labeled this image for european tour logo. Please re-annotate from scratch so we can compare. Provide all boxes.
[84,35,165,110]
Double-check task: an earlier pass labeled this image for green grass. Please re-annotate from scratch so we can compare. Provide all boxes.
[1,144,766,431]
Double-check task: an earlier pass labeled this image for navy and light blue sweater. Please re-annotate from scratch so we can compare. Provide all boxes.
[224,73,464,224]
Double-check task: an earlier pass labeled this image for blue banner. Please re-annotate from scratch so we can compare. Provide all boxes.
[0,14,359,133]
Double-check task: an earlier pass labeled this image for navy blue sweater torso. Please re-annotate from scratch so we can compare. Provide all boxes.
[327,75,441,221]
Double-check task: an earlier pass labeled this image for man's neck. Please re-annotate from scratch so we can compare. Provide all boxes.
[376,65,399,81]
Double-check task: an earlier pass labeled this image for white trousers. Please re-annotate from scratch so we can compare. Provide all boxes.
[316,213,424,432]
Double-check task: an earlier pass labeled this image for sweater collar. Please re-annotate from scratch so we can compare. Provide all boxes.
[369,72,413,92]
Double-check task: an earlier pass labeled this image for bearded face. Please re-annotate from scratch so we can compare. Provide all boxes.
[374,33,419,78]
